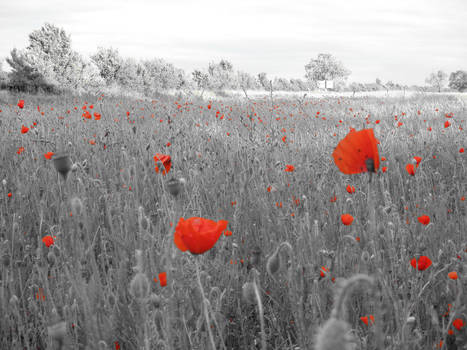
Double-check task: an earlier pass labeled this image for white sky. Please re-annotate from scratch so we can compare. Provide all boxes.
[0,0,466,85]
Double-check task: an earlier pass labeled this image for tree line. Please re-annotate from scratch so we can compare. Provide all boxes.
[0,23,465,95]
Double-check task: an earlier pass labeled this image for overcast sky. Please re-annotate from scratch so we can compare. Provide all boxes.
[1,0,465,85]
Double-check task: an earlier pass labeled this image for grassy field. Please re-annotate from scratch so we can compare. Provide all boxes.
[0,91,466,350]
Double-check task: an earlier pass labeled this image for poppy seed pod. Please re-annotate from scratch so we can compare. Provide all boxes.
[53,154,72,180]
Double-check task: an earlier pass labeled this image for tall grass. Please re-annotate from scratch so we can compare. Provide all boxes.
[0,92,465,349]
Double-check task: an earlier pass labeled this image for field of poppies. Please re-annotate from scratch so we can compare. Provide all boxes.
[0,91,466,350]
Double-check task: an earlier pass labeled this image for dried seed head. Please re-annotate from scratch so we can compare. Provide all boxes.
[71,197,83,217]
[71,163,78,173]
[129,272,150,299]
[2,179,6,186]
[242,282,256,305]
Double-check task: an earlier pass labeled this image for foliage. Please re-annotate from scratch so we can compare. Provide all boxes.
[305,53,351,88]
[91,47,123,86]
[448,70,467,92]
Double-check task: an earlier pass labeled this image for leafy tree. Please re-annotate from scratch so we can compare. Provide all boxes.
[207,60,237,91]
[91,47,123,85]
[425,70,447,92]
[256,72,270,90]
[237,71,258,91]
[6,23,104,92]
[305,53,350,89]
[272,77,291,91]
[448,70,467,92]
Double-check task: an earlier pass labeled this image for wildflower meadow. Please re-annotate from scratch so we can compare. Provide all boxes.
[0,91,466,349]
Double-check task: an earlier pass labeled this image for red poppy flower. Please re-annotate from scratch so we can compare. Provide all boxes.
[42,235,54,248]
[417,215,430,225]
[21,125,29,134]
[453,318,464,331]
[174,217,228,254]
[382,167,387,173]
[158,272,167,287]
[346,185,355,194]
[413,156,422,168]
[341,214,354,226]
[448,271,458,280]
[320,266,329,277]
[444,121,451,128]
[94,112,101,120]
[406,164,415,176]
[330,195,337,202]
[460,148,464,153]
[360,315,375,325]
[82,111,92,119]
[285,165,295,172]
[410,256,432,271]
[7,192,12,198]
[153,153,172,175]
[17,147,25,155]
[18,100,25,109]
[44,152,54,160]
[332,128,380,174]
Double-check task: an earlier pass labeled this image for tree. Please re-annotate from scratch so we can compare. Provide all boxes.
[207,60,237,91]
[425,70,447,92]
[91,47,123,85]
[237,71,258,91]
[6,23,104,93]
[257,72,269,90]
[448,70,467,92]
[305,53,350,89]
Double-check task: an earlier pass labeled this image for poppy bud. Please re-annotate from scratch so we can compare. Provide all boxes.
[53,154,72,180]
[361,251,370,264]
[71,197,83,217]
[266,247,281,278]
[9,294,19,309]
[97,340,108,350]
[1,179,6,186]
[148,293,162,309]
[47,251,56,265]
[129,272,150,299]
[71,163,78,173]
[48,320,67,342]
[242,282,256,305]
[377,223,385,236]
[166,177,182,196]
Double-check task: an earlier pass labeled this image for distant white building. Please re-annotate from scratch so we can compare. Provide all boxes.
[317,80,334,90]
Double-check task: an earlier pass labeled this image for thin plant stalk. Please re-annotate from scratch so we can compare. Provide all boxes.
[195,258,217,350]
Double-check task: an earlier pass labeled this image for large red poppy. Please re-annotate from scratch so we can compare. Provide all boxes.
[332,129,380,174]
[174,217,228,255]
